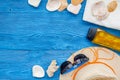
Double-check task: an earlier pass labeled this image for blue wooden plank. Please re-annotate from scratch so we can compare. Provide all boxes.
[0,12,119,50]
[0,0,120,80]
[0,50,75,80]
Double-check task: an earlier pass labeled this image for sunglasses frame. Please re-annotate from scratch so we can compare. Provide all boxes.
[60,54,89,74]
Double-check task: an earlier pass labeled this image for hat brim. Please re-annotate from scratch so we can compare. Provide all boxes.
[59,47,120,80]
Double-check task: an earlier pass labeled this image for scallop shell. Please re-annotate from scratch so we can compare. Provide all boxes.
[107,0,118,12]
[58,0,68,11]
[92,1,109,20]
[46,0,61,11]
[32,65,45,78]
[71,0,83,6]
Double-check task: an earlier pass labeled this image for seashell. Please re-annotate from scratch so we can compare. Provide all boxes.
[92,1,109,20]
[71,0,83,6]
[58,0,68,11]
[67,4,82,15]
[32,65,45,78]
[107,0,118,12]
[28,0,41,7]
[46,0,61,11]
[46,60,59,77]
[95,13,109,20]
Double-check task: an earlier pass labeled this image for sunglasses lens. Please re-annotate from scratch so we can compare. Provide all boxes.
[75,59,81,64]
[74,54,89,64]
[60,54,89,74]
[81,57,89,62]
[60,61,72,74]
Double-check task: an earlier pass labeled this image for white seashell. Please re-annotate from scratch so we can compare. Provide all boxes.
[107,0,118,12]
[92,1,109,20]
[46,60,59,77]
[46,0,61,11]
[28,0,41,7]
[67,4,82,15]
[58,0,68,11]
[32,65,45,78]
[71,0,83,6]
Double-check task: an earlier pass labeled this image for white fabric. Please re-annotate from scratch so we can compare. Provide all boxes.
[83,0,120,30]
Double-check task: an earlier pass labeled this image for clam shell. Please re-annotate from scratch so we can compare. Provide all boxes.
[107,0,118,12]
[28,0,41,7]
[32,65,45,78]
[46,0,61,11]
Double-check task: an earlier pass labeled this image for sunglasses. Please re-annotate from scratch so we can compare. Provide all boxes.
[60,54,89,74]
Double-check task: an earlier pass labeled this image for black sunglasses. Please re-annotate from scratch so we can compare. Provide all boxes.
[60,54,89,74]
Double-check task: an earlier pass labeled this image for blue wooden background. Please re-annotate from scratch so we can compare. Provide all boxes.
[0,0,120,80]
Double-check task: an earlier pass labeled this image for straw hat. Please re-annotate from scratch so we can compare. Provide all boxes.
[60,47,120,80]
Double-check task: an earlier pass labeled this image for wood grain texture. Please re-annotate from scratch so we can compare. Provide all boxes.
[0,0,120,80]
